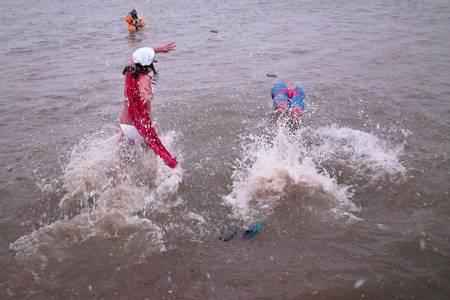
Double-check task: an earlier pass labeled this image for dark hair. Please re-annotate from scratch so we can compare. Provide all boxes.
[122,63,158,80]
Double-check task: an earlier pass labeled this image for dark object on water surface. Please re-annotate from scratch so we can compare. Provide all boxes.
[219,228,237,241]
[210,29,219,33]
[242,220,265,239]
[266,72,277,78]
[220,220,265,241]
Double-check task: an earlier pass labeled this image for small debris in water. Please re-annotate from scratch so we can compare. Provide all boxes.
[210,29,219,33]
[266,72,277,78]
[88,285,92,291]
[354,279,365,289]
[219,228,237,241]
[187,212,205,223]
[376,223,387,229]
[206,273,211,279]
[420,239,426,250]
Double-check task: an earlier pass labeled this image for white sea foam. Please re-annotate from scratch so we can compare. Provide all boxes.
[308,125,406,178]
[11,130,182,264]
[223,123,405,223]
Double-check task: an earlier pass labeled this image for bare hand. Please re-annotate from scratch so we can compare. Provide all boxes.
[155,42,176,53]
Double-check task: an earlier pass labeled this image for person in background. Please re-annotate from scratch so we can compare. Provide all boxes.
[124,9,145,31]
[271,82,305,124]
[119,42,177,168]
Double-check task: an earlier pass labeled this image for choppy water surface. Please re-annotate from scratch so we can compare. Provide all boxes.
[1,0,450,299]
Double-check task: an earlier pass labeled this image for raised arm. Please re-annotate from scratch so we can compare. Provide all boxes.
[153,42,176,53]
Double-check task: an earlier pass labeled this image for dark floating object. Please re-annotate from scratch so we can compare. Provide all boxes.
[210,29,219,33]
[219,228,237,241]
[266,72,277,78]
[242,220,264,240]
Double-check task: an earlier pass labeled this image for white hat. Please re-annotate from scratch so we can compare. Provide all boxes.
[132,47,155,66]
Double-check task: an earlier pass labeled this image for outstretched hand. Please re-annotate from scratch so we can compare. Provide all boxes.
[167,157,178,169]
[154,42,176,53]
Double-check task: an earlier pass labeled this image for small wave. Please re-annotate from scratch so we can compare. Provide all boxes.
[223,123,405,223]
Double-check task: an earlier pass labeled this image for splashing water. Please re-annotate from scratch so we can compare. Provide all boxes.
[223,123,405,223]
[308,125,406,178]
[10,130,183,265]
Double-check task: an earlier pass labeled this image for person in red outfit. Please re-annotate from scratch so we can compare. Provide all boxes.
[119,42,178,168]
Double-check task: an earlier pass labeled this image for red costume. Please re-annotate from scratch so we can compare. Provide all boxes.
[125,71,178,168]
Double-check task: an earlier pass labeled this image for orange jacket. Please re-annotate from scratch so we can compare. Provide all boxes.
[124,14,145,31]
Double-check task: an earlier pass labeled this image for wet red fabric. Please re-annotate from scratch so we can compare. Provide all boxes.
[125,71,178,168]
[273,89,300,99]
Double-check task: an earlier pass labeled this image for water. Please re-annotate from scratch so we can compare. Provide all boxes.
[1,0,450,299]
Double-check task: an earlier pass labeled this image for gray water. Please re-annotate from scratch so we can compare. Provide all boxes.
[1,0,450,299]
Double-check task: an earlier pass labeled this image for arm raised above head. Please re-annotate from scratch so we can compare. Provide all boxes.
[153,42,176,53]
